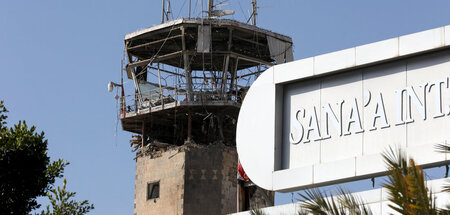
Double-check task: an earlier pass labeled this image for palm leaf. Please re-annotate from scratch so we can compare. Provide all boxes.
[435,143,450,209]
[435,143,450,154]
[250,207,266,215]
[297,187,372,215]
[381,147,437,215]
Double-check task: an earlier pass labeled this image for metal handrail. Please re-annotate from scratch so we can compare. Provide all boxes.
[120,81,246,115]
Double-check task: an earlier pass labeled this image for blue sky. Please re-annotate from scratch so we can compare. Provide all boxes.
[2,0,450,214]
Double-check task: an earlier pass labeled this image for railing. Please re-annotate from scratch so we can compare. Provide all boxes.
[120,82,246,115]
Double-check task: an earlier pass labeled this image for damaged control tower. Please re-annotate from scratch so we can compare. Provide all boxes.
[115,1,293,214]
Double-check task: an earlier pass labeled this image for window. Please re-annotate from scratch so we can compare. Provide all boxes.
[147,181,160,200]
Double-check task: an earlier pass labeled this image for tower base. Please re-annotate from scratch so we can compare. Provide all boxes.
[135,143,240,215]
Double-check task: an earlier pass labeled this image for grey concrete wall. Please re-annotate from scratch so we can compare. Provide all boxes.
[183,144,238,215]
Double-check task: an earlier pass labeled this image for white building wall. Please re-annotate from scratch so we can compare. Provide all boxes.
[231,178,450,215]
[237,25,450,192]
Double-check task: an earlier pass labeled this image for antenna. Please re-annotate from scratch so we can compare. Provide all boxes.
[246,0,258,25]
[161,0,171,23]
[208,0,214,18]
[188,0,191,18]
[251,0,257,25]
[166,1,172,21]
[162,0,165,23]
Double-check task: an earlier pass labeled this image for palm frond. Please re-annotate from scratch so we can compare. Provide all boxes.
[442,184,450,193]
[435,143,450,211]
[335,187,373,215]
[381,147,437,215]
[297,187,372,215]
[435,143,450,154]
[250,207,266,215]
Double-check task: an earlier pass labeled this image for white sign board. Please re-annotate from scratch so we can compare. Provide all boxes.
[237,26,450,192]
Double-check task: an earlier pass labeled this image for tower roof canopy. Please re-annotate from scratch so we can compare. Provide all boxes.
[124,18,293,71]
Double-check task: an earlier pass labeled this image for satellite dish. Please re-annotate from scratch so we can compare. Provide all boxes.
[211,10,235,17]
[108,82,114,92]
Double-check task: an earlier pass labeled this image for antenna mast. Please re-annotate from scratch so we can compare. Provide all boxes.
[208,0,214,18]
[251,0,257,25]
[189,0,191,18]
[161,0,171,23]
[162,0,165,23]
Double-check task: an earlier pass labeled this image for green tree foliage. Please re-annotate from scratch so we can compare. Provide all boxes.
[41,178,94,215]
[0,101,67,214]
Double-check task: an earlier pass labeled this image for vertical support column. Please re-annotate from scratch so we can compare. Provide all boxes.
[221,28,233,97]
[181,26,193,102]
[121,46,129,114]
[187,110,192,143]
[230,57,239,96]
[230,57,239,99]
[182,25,193,143]
[157,63,164,107]
[141,121,146,148]
[130,69,143,110]
[217,112,224,141]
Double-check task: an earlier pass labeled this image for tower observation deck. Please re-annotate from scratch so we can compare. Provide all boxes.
[112,1,294,214]
[121,18,293,147]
